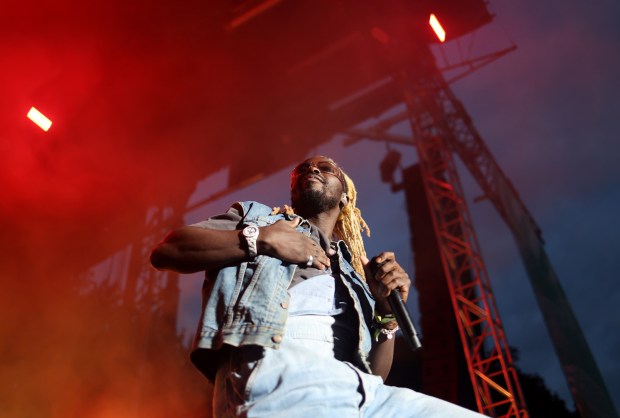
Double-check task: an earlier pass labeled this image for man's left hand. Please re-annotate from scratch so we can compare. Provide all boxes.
[362,252,411,315]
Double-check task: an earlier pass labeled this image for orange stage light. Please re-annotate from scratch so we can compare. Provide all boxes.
[429,14,446,43]
[27,107,52,131]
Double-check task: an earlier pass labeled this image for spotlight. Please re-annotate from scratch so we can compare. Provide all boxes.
[27,107,52,131]
[429,14,446,43]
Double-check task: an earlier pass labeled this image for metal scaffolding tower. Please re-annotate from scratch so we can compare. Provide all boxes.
[348,30,617,415]
[400,50,528,417]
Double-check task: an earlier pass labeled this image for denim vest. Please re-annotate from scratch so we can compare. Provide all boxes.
[190,201,376,381]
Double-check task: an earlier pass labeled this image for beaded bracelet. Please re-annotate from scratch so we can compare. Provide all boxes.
[373,313,399,341]
[378,326,400,340]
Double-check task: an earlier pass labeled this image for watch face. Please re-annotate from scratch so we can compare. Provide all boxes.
[243,226,259,237]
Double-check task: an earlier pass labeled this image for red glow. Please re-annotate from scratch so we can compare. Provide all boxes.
[370,27,390,45]
[429,14,446,43]
[27,107,52,131]
[229,0,283,29]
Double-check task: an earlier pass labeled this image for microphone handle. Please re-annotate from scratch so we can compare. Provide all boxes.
[388,289,422,351]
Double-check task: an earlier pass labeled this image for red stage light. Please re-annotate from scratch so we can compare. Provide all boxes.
[429,14,446,43]
[27,107,52,131]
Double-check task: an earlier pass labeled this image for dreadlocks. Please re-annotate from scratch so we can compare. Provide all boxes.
[271,168,371,280]
[334,171,370,278]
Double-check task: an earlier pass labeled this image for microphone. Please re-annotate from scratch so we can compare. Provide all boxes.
[370,258,422,351]
[387,288,422,350]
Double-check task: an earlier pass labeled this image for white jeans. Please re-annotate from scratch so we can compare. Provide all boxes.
[213,315,487,418]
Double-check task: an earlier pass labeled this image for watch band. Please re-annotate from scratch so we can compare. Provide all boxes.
[241,225,260,258]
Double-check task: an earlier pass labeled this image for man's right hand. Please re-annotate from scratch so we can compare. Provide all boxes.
[258,218,331,270]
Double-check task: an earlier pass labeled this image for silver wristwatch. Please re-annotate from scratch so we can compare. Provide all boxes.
[241,225,260,258]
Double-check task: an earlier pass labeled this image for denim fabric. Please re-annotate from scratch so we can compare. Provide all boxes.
[288,273,357,362]
[288,273,346,316]
[213,276,487,418]
[191,201,376,382]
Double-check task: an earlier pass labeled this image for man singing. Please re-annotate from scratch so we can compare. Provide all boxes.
[150,155,486,417]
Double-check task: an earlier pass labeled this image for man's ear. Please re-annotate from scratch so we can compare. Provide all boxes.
[339,192,349,209]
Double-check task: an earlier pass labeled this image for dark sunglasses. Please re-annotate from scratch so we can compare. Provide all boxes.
[292,160,345,186]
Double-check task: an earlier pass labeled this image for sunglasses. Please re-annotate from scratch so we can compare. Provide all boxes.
[292,160,345,186]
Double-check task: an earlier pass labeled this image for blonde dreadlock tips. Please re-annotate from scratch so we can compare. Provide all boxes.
[334,171,370,280]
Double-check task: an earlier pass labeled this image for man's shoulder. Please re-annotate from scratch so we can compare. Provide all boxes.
[235,201,274,216]
[190,201,275,231]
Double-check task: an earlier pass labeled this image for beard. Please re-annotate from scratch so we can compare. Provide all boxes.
[291,185,340,216]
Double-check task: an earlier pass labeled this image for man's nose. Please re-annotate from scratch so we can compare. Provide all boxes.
[309,165,321,174]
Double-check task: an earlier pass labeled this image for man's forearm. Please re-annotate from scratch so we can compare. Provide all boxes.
[150,226,248,274]
[368,334,395,381]
[367,302,397,380]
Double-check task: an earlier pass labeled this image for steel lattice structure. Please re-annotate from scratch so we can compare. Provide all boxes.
[400,66,528,416]
[424,50,619,418]
[348,29,616,415]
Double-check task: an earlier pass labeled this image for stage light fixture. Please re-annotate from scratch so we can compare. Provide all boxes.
[429,14,446,42]
[27,107,52,131]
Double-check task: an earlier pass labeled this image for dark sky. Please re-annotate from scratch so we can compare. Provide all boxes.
[177,0,620,411]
